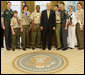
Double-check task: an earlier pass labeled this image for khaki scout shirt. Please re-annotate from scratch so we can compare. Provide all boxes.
[55,10,61,23]
[75,8,84,26]
[19,10,30,25]
[10,17,20,29]
[30,11,41,24]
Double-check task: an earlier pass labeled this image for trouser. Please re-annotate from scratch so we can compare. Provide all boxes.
[61,25,68,48]
[12,28,20,50]
[1,24,4,48]
[76,23,84,49]
[31,24,41,47]
[4,22,12,48]
[55,23,61,48]
[42,29,53,49]
[21,25,30,48]
[67,25,77,48]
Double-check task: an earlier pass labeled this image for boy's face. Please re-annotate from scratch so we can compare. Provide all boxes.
[14,13,18,17]
[60,4,64,10]
[69,7,72,11]
[24,7,28,11]
[77,4,81,10]
[54,6,58,11]
[36,6,40,12]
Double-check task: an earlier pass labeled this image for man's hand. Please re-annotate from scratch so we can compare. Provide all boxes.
[20,27,23,32]
[33,26,36,31]
[12,31,15,35]
[65,26,68,30]
[2,25,5,30]
[80,25,84,31]
[29,26,31,32]
[40,26,43,31]
[53,27,56,30]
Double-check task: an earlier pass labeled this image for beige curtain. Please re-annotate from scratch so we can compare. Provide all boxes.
[80,1,84,9]
[26,1,35,13]
[51,1,59,10]
[1,1,7,13]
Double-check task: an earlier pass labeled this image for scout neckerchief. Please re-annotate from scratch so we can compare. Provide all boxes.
[14,16,20,26]
[22,10,30,24]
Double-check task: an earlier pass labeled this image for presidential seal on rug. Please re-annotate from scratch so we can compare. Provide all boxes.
[12,51,69,74]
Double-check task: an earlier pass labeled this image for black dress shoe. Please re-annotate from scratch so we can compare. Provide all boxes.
[48,47,51,50]
[62,48,68,51]
[68,47,73,49]
[6,47,11,51]
[78,48,84,50]
[57,47,62,50]
[43,47,46,50]
[32,47,35,50]
[12,49,15,51]
[22,48,26,51]
[16,47,21,49]
[75,45,79,47]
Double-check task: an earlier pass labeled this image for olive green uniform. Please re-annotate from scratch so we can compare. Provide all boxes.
[75,8,84,49]
[55,11,61,48]
[10,17,21,50]
[1,8,13,48]
[19,11,31,49]
[30,11,41,48]
[60,9,68,49]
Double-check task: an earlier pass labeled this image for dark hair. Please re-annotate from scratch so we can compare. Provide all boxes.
[55,5,59,8]
[69,6,73,9]
[13,10,18,15]
[23,5,28,10]
[36,5,40,8]
[60,2,65,6]
[6,2,11,5]
[77,2,82,6]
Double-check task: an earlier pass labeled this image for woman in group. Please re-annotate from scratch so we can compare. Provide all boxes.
[67,6,77,49]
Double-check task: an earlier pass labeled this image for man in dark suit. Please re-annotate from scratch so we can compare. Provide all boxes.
[40,3,56,50]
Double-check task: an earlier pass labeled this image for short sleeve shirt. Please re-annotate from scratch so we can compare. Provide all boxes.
[55,11,61,23]
[30,11,41,24]
[60,9,68,24]
[1,8,13,23]
[19,11,30,25]
[10,17,20,28]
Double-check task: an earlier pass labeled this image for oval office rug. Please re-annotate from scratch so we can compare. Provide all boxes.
[12,51,69,74]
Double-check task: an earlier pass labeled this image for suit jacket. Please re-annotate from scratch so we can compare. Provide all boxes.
[40,10,56,30]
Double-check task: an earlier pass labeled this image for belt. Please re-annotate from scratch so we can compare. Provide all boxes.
[34,23,40,25]
[61,24,66,25]
[56,20,60,21]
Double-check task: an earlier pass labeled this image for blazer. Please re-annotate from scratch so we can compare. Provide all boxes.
[40,9,56,30]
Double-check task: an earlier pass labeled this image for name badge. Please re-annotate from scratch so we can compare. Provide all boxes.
[14,23,17,26]
[6,12,9,14]
[34,15,37,18]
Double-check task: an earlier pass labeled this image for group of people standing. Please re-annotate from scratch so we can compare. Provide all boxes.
[1,2,84,51]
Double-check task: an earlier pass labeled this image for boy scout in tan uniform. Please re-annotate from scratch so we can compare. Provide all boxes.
[19,5,31,50]
[54,5,61,50]
[10,10,21,51]
[75,3,84,50]
[30,5,41,49]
